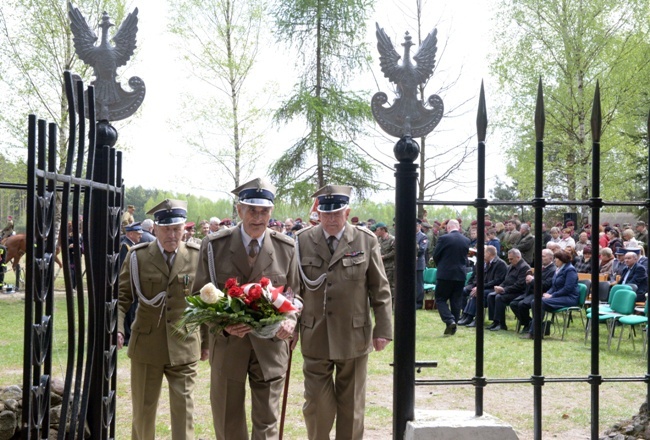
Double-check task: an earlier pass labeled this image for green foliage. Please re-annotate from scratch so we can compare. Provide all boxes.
[491,0,650,212]
[270,0,377,203]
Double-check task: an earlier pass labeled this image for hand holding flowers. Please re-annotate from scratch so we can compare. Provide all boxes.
[176,277,299,339]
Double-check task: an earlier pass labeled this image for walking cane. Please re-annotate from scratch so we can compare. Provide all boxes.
[279,338,295,440]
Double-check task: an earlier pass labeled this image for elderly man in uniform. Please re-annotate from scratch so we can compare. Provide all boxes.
[374,222,395,303]
[119,221,143,346]
[295,185,393,440]
[193,177,299,440]
[117,199,207,440]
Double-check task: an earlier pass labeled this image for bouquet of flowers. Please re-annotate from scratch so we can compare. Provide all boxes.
[177,277,299,339]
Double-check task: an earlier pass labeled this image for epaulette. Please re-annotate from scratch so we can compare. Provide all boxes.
[208,228,234,241]
[269,230,294,246]
[185,241,201,250]
[131,242,149,251]
[295,225,314,237]
[356,224,376,238]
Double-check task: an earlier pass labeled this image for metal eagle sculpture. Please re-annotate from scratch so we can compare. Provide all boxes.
[68,2,145,121]
[372,23,444,139]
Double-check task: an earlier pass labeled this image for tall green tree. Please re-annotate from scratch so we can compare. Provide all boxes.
[491,0,650,215]
[0,0,129,173]
[167,0,266,220]
[270,0,377,203]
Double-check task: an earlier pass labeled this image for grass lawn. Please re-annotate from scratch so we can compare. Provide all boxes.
[1,293,647,439]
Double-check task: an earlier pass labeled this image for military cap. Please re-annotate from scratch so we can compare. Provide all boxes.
[485,220,492,227]
[351,216,359,223]
[375,222,388,229]
[232,177,276,207]
[471,220,478,226]
[583,246,592,254]
[369,225,377,232]
[184,221,196,230]
[615,247,626,255]
[220,218,232,226]
[312,185,352,212]
[125,221,143,233]
[127,204,135,210]
[147,199,187,226]
[566,220,575,227]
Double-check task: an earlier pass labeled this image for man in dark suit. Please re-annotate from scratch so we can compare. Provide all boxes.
[432,219,471,335]
[514,223,535,266]
[510,248,555,333]
[458,245,508,327]
[620,251,648,301]
[193,177,299,440]
[416,219,428,309]
[486,248,530,331]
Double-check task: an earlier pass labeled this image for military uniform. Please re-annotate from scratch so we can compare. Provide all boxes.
[378,233,396,301]
[193,177,300,440]
[117,200,204,440]
[297,184,392,440]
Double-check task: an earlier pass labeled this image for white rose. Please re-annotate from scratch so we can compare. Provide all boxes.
[200,283,223,304]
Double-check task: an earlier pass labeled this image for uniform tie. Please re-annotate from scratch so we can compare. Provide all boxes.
[165,251,175,270]
[327,236,337,255]
[248,240,260,267]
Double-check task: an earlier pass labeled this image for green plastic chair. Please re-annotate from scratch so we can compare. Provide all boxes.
[550,283,588,340]
[616,300,649,353]
[586,284,633,314]
[423,267,437,292]
[585,287,636,347]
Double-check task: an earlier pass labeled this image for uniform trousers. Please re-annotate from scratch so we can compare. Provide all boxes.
[302,354,368,440]
[210,337,285,440]
[130,359,198,440]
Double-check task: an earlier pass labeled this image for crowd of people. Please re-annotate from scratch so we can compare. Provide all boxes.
[114,190,650,438]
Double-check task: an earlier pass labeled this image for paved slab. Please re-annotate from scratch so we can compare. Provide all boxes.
[405,409,519,440]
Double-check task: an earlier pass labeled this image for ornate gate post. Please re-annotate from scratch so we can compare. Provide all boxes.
[371,24,444,439]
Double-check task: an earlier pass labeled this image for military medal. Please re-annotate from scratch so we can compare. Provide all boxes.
[183,274,190,296]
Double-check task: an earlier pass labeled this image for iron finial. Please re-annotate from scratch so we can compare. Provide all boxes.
[371,23,444,138]
[534,77,545,142]
[68,2,145,121]
[590,80,602,143]
[476,81,487,142]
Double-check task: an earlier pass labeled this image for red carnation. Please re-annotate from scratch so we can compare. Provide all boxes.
[246,284,262,304]
[225,278,238,290]
[260,277,270,288]
[228,286,244,298]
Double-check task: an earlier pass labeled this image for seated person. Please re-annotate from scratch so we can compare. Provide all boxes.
[458,245,507,327]
[599,247,615,281]
[618,251,648,302]
[486,228,501,256]
[574,246,593,273]
[485,248,530,331]
[522,250,579,339]
[510,249,555,333]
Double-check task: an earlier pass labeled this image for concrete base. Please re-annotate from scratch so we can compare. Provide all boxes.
[404,409,519,440]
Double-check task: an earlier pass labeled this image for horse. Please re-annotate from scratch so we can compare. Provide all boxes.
[2,234,63,272]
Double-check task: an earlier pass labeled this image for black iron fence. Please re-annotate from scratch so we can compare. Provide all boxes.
[20,71,123,439]
[396,80,650,440]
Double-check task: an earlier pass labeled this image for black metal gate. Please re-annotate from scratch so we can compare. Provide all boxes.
[20,71,123,439]
[393,80,650,439]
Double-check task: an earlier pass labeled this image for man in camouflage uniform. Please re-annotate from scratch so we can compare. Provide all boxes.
[374,222,395,303]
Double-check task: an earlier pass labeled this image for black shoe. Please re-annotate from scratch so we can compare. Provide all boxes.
[458,316,471,326]
[490,324,507,331]
[466,318,477,328]
[486,322,498,330]
[520,323,530,334]
[444,322,457,336]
